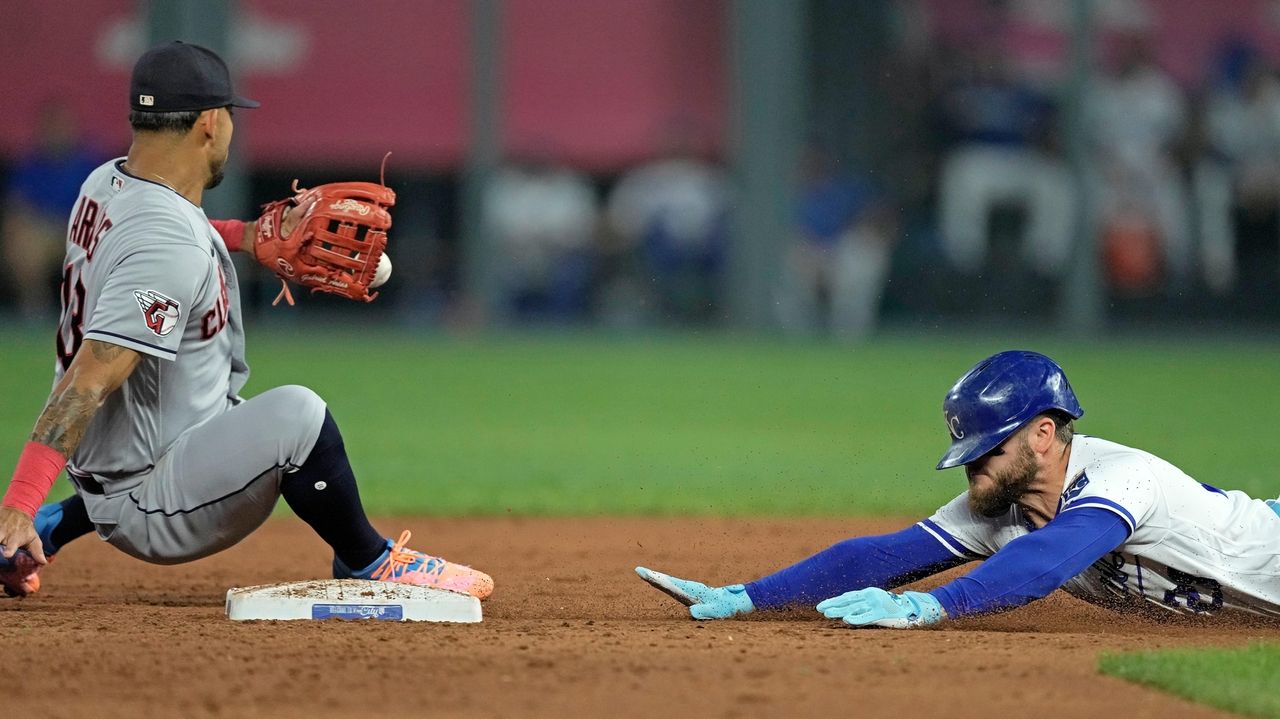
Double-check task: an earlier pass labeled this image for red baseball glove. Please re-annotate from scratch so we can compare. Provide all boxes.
[254,179,396,304]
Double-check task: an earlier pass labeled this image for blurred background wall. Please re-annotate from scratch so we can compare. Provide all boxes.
[4,0,1280,337]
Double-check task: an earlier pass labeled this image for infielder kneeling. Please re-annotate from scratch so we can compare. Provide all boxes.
[0,41,492,601]
[639,350,1280,627]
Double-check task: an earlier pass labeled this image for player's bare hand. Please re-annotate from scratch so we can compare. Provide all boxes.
[0,507,46,564]
[280,194,317,237]
[247,196,315,261]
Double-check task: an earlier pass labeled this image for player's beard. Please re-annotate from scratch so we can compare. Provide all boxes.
[206,154,226,190]
[967,437,1038,518]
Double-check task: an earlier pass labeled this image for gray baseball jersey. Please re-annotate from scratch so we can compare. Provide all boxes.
[59,158,247,479]
[54,158,326,563]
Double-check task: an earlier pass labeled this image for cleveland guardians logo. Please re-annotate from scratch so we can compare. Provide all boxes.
[133,289,181,336]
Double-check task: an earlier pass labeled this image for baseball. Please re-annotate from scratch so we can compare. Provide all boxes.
[371,253,393,288]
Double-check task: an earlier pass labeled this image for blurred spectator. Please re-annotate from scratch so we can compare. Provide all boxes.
[1199,41,1280,299]
[604,127,730,324]
[1089,33,1191,294]
[2,102,101,322]
[776,144,898,340]
[483,154,598,322]
[935,47,1074,277]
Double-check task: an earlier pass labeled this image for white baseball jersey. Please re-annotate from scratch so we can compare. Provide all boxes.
[925,435,1280,618]
[56,158,248,482]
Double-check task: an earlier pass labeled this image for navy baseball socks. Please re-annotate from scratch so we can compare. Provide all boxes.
[38,494,93,555]
[290,412,495,599]
[281,409,388,573]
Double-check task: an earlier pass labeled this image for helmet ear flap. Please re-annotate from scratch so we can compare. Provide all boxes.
[935,351,1082,470]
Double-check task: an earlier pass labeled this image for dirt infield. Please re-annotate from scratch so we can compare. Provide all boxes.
[3,516,1276,719]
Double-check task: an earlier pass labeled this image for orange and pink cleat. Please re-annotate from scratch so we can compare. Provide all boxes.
[335,530,493,600]
[0,550,47,598]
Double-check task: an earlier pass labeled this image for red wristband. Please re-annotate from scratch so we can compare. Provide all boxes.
[3,442,66,518]
[210,219,247,252]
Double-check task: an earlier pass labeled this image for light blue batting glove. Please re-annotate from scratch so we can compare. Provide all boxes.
[635,566,755,620]
[816,587,946,629]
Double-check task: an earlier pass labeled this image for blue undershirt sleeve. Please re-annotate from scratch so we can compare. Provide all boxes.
[930,507,1130,618]
[744,524,971,610]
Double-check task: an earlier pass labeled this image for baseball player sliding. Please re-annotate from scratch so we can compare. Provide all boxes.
[0,41,492,600]
[639,350,1280,626]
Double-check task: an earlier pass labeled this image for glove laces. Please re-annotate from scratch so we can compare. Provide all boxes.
[271,280,296,306]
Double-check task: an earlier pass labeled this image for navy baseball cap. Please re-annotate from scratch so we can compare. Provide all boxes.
[130,41,259,112]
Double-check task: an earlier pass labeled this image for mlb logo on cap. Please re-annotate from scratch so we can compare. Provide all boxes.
[129,41,259,112]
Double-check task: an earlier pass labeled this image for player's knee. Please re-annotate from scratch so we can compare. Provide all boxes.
[256,384,327,444]
[263,384,326,417]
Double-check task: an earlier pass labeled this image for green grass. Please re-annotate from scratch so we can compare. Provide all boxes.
[2,325,1280,515]
[1100,643,1280,718]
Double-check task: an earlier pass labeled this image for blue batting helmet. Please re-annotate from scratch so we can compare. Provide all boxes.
[935,350,1083,470]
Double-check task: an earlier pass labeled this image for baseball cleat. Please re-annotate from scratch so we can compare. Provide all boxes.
[336,530,494,600]
[0,550,47,598]
[0,502,64,598]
